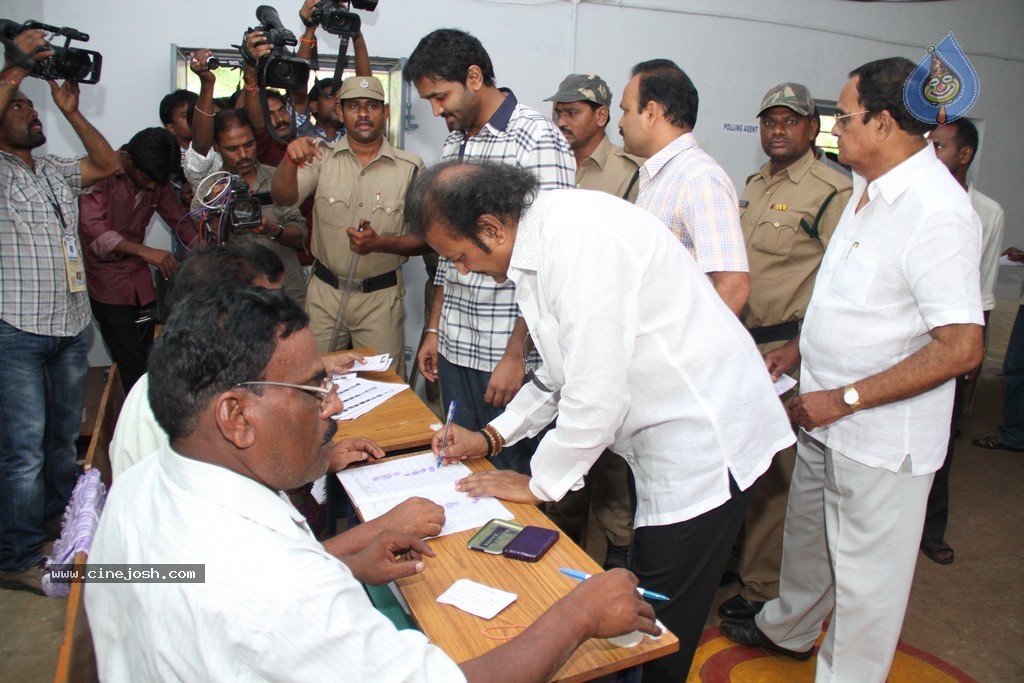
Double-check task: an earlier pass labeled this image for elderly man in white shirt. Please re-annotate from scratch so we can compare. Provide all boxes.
[409,160,795,683]
[720,58,984,683]
[86,284,659,683]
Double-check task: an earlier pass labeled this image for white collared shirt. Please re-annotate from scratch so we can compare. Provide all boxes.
[968,183,1005,311]
[86,445,466,683]
[490,191,794,528]
[800,144,983,474]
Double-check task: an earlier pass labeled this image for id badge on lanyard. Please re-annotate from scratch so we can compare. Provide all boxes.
[44,176,86,293]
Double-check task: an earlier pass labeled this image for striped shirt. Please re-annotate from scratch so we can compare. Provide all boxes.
[636,133,748,274]
[0,152,91,336]
[435,89,575,370]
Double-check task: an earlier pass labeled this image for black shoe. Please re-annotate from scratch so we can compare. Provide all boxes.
[718,594,765,621]
[720,619,814,661]
[603,544,630,570]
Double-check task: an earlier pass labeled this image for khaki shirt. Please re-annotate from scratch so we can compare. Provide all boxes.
[296,136,424,279]
[576,136,642,202]
[740,149,852,329]
[191,164,308,305]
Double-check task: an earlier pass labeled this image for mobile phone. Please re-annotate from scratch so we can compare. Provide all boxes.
[467,519,524,554]
[502,526,559,562]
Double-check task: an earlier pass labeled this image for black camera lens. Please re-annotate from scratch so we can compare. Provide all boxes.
[204,55,220,70]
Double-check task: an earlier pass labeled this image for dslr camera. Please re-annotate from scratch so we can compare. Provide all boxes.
[243,5,309,91]
[0,19,102,84]
[308,1,378,40]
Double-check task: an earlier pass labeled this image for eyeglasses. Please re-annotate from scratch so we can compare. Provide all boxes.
[833,110,871,128]
[522,334,554,393]
[235,377,336,412]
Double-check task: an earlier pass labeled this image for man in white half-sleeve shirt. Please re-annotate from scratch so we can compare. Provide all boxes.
[720,57,984,683]
[410,160,794,683]
[85,284,659,683]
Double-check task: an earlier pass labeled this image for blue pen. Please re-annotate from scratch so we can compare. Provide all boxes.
[559,567,670,602]
[437,400,456,467]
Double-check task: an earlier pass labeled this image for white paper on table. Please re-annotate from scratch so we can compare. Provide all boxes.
[310,475,328,504]
[351,353,392,372]
[330,376,407,420]
[336,452,513,537]
[999,255,1024,267]
[773,373,798,396]
[437,579,517,620]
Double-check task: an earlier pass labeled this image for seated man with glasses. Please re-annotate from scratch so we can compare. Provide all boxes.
[86,284,659,682]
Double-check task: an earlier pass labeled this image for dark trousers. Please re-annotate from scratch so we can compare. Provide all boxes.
[89,298,156,393]
[922,375,965,545]
[999,305,1024,448]
[437,354,539,475]
[635,474,755,683]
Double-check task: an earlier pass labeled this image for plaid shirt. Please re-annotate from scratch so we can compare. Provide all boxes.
[637,133,748,274]
[0,152,91,336]
[435,90,575,370]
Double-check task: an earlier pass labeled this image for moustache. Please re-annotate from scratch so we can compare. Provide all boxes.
[322,418,338,445]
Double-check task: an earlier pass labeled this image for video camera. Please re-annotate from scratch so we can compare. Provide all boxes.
[243,5,309,91]
[222,179,264,233]
[0,19,102,84]
[308,0,378,40]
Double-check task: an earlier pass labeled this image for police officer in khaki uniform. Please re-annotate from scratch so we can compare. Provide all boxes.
[272,76,425,378]
[546,74,642,201]
[719,82,852,621]
[541,73,643,569]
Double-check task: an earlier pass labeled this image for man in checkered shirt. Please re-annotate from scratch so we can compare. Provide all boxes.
[0,31,119,594]
[618,59,751,316]
[405,29,575,474]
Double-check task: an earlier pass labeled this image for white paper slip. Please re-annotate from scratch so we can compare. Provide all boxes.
[999,255,1024,267]
[774,373,798,396]
[360,487,514,537]
[353,353,393,372]
[310,475,328,505]
[437,579,517,620]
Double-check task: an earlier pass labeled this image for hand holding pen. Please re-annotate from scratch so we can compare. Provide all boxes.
[436,401,456,467]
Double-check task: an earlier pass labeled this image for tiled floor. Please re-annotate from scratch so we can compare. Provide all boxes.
[3,373,1023,682]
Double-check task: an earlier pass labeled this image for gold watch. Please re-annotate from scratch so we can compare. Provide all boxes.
[842,384,861,412]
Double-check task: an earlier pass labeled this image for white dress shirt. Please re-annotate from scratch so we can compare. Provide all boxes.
[490,191,794,528]
[968,183,1005,312]
[109,373,166,478]
[800,144,983,475]
[86,445,466,683]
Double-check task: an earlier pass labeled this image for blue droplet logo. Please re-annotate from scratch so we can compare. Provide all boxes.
[904,33,979,125]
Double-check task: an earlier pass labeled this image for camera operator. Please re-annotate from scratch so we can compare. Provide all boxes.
[182,48,223,188]
[0,27,119,594]
[272,76,423,375]
[77,126,191,393]
[192,109,308,307]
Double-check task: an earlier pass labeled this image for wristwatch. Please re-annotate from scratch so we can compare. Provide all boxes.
[268,224,284,241]
[842,384,862,412]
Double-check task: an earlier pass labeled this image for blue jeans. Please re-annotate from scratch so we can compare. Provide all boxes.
[1000,306,1024,449]
[438,354,538,475]
[0,320,87,572]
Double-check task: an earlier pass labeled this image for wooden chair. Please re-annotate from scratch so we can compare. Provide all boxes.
[54,364,124,683]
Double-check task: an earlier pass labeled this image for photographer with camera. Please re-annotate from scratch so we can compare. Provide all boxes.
[192,109,308,307]
[0,26,119,594]
[182,49,224,188]
[77,126,191,393]
[272,75,423,375]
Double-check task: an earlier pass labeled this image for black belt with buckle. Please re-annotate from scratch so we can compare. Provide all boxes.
[313,260,398,293]
[748,320,800,345]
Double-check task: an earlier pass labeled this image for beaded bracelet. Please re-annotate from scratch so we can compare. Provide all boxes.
[481,424,505,458]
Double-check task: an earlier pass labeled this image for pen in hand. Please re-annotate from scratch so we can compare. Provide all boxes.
[437,400,456,467]
[559,567,669,602]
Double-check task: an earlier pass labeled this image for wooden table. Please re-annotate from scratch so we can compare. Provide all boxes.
[362,457,679,681]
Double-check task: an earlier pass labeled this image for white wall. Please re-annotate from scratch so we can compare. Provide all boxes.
[19,0,1024,364]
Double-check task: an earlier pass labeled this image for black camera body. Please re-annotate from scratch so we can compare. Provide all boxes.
[223,180,264,233]
[310,1,378,39]
[0,19,102,84]
[247,5,309,91]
